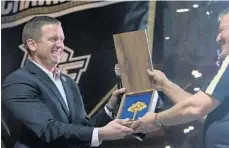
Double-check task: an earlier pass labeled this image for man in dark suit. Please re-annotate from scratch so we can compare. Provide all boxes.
[2,16,133,148]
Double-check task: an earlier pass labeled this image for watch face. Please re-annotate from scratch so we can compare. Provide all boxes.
[154,120,162,128]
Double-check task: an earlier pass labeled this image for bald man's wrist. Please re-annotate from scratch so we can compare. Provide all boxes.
[162,80,173,91]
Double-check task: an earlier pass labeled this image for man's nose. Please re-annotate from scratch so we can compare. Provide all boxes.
[216,33,221,43]
[56,40,64,48]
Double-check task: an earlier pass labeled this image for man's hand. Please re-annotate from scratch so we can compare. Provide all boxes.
[107,88,126,109]
[131,112,160,133]
[147,69,169,91]
[98,119,133,140]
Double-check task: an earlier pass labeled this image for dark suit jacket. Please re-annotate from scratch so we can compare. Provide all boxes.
[2,60,111,148]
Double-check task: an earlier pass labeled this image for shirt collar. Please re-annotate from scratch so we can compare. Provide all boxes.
[30,60,61,80]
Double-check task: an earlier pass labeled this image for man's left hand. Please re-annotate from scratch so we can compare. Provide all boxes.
[130,112,160,133]
[107,88,126,110]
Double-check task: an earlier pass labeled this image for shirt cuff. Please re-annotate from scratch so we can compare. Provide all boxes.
[91,128,102,147]
[104,105,113,119]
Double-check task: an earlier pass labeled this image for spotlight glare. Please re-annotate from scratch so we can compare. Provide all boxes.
[176,9,189,13]
[191,70,202,78]
[189,126,195,130]
[193,4,199,8]
[194,87,200,91]
[165,37,170,40]
[183,128,190,134]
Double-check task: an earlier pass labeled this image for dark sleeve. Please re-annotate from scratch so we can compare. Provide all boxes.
[71,80,111,127]
[89,108,112,127]
[2,77,94,145]
[201,61,229,102]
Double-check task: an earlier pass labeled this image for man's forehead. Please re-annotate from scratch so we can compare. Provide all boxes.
[41,24,62,30]
[40,24,64,37]
[219,14,229,28]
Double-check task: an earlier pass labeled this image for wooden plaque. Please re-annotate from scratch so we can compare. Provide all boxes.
[113,30,155,93]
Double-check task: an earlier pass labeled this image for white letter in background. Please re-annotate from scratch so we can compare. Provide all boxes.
[1,1,13,15]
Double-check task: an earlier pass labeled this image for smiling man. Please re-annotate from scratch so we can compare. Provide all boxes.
[131,7,229,148]
[2,16,134,148]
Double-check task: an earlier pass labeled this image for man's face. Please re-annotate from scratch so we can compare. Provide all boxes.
[216,14,229,61]
[34,23,65,68]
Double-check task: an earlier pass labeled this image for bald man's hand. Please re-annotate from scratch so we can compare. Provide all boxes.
[147,69,169,91]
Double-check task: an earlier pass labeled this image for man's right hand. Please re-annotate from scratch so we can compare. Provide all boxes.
[147,69,170,91]
[98,119,134,141]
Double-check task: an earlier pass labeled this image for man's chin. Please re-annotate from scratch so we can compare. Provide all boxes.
[218,54,228,62]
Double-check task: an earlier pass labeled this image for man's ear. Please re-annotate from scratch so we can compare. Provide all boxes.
[26,39,37,52]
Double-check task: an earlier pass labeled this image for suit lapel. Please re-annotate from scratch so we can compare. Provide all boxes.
[25,60,70,118]
[60,74,76,122]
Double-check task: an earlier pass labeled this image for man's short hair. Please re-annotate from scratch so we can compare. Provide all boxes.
[218,7,229,22]
[22,16,60,55]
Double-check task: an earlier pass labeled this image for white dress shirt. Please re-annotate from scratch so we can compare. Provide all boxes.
[31,60,113,147]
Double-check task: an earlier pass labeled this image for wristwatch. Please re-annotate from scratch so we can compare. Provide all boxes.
[153,113,164,128]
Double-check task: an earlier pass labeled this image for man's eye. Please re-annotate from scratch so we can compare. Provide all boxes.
[50,38,57,42]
